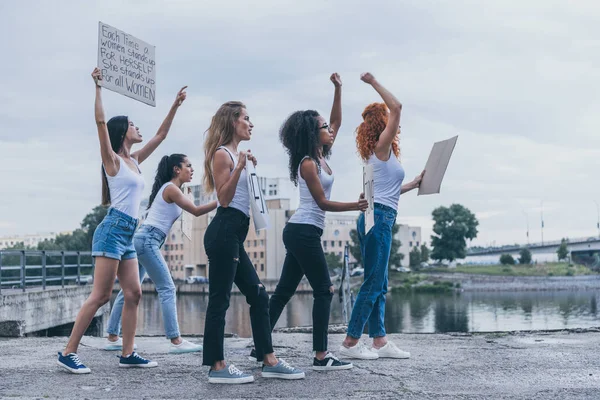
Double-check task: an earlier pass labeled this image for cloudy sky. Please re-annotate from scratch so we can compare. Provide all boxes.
[1,0,598,247]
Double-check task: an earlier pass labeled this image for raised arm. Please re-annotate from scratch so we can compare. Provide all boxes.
[132,86,187,164]
[301,159,368,212]
[92,68,118,176]
[213,149,247,207]
[163,185,218,216]
[361,73,402,159]
[329,73,342,146]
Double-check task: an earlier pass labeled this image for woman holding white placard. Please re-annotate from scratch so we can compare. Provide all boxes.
[338,73,424,361]
[57,68,187,374]
[201,101,304,384]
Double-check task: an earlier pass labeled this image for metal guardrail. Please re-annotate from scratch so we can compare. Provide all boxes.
[0,250,94,294]
[339,244,354,324]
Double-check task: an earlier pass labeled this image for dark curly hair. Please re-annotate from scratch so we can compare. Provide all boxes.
[356,102,400,161]
[280,110,331,186]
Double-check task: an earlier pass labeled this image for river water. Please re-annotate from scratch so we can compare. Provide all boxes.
[130,290,600,337]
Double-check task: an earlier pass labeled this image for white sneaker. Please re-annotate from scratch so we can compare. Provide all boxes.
[169,339,203,354]
[337,342,379,360]
[372,341,410,359]
[103,337,137,351]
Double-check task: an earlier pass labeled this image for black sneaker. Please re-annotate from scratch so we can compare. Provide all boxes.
[312,352,353,371]
[248,348,260,363]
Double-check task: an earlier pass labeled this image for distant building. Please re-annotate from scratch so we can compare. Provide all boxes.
[0,232,69,250]
[136,177,422,279]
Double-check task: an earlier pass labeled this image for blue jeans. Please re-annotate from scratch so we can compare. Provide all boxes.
[347,203,397,338]
[107,225,180,339]
[92,208,138,260]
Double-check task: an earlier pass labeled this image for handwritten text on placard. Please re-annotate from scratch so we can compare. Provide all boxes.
[97,22,156,106]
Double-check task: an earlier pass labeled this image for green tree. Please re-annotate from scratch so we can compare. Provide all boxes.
[420,244,430,263]
[348,228,362,266]
[80,205,109,249]
[519,248,532,264]
[409,247,421,267]
[388,222,404,268]
[430,204,479,262]
[324,252,343,272]
[500,254,516,265]
[557,238,569,261]
[348,220,403,268]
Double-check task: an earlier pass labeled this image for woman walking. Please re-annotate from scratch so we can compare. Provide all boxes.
[255,73,367,371]
[338,73,424,360]
[105,154,216,354]
[57,68,187,373]
[202,101,304,384]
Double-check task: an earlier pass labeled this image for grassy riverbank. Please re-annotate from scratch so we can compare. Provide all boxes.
[389,274,458,293]
[424,262,596,277]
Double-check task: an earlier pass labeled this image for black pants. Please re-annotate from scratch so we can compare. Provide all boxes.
[202,207,273,366]
[268,223,333,355]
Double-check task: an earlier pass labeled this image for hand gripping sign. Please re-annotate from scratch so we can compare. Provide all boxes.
[363,164,375,234]
[246,162,269,234]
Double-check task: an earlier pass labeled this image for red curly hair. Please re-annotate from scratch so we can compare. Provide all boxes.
[356,102,400,161]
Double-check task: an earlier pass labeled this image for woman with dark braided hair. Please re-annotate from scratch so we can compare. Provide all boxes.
[57,68,187,374]
[105,154,216,354]
[248,73,367,371]
[339,72,424,361]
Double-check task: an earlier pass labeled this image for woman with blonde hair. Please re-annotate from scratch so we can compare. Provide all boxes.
[338,73,424,360]
[201,101,304,384]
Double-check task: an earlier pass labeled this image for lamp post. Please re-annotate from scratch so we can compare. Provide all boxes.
[522,210,530,245]
[540,201,545,246]
[594,200,600,239]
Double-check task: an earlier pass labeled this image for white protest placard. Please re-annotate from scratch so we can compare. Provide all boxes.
[246,163,269,234]
[363,164,375,234]
[418,135,458,196]
[180,186,193,241]
[97,22,156,106]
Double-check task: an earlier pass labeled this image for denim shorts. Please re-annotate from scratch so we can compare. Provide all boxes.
[91,208,139,260]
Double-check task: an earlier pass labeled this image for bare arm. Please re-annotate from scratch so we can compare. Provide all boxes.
[301,159,367,212]
[132,86,187,164]
[92,68,118,176]
[329,73,342,146]
[361,73,402,159]
[213,149,247,207]
[401,170,425,194]
[163,186,218,216]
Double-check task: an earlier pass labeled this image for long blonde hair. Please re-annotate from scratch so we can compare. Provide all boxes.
[203,101,246,192]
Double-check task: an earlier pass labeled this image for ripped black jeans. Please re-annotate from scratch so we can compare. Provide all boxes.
[202,206,273,366]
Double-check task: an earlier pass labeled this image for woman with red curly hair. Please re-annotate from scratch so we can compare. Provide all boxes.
[338,73,424,361]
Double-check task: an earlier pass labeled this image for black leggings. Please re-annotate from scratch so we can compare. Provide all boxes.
[202,207,273,366]
[268,223,333,355]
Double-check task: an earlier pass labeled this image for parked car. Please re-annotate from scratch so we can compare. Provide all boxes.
[350,267,364,277]
[392,266,411,273]
[186,275,209,284]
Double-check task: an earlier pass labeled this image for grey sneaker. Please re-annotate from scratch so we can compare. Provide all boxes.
[208,364,254,384]
[261,359,305,380]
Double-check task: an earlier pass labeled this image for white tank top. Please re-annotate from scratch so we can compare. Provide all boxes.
[368,151,405,210]
[215,146,250,216]
[104,155,145,219]
[289,157,333,230]
[143,182,183,235]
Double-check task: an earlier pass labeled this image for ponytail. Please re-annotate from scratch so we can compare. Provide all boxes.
[147,154,187,209]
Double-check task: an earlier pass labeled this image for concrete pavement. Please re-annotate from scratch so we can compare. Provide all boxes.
[1,330,599,399]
